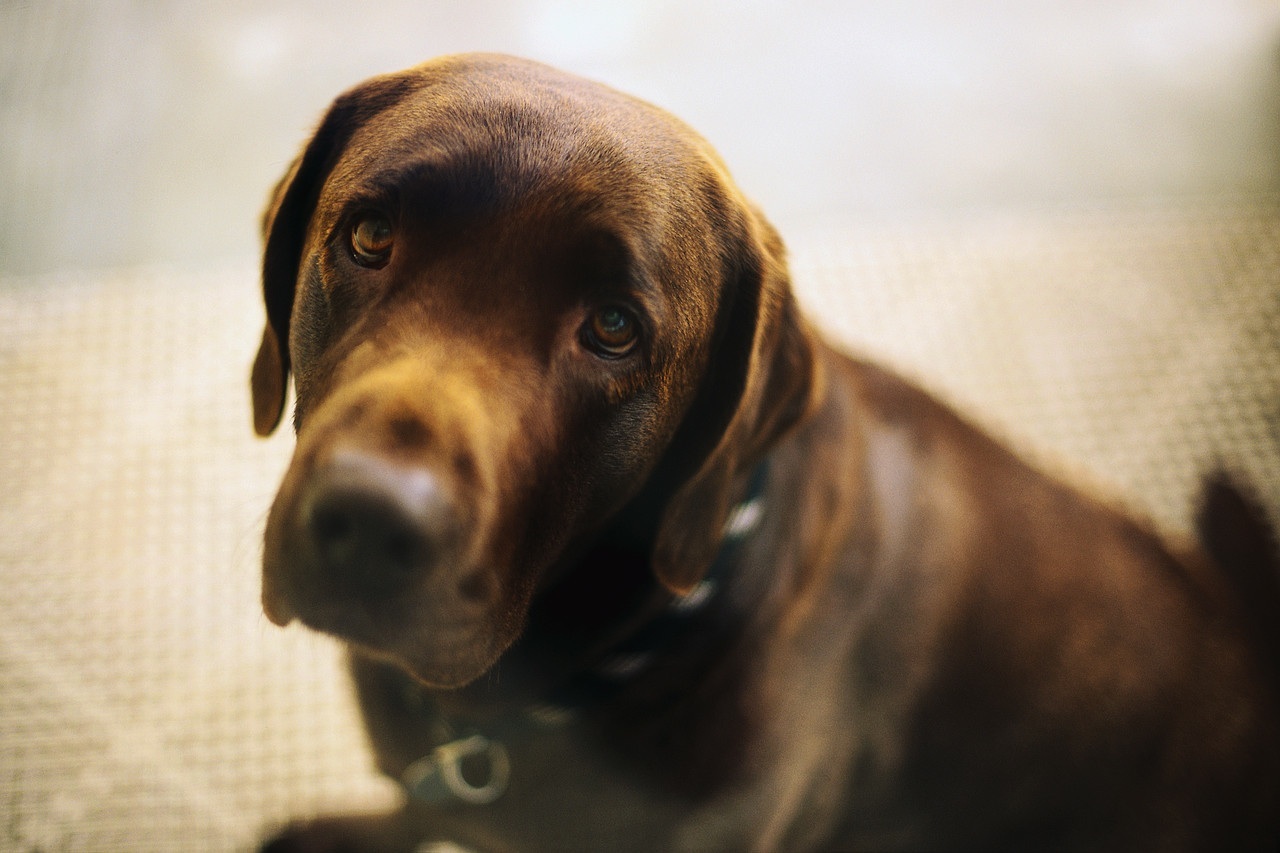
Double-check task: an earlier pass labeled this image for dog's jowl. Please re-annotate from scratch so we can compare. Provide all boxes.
[252,53,1279,851]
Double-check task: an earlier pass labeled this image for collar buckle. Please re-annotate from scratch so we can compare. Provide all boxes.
[403,733,510,805]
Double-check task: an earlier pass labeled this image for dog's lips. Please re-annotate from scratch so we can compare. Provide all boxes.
[271,578,499,673]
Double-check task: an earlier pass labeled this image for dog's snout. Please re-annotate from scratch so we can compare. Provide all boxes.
[302,449,453,598]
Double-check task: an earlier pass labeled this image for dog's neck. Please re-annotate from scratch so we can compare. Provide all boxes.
[542,460,769,710]
[440,460,771,716]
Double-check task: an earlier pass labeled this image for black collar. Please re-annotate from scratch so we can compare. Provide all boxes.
[542,460,769,709]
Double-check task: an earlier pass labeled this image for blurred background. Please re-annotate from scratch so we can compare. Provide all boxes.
[2,1,1279,850]
[3,0,1280,272]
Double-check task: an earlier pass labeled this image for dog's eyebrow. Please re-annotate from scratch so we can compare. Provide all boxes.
[357,155,512,222]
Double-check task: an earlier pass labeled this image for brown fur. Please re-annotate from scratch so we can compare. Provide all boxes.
[253,54,1280,851]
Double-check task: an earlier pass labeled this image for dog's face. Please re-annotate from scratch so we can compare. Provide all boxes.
[252,55,816,688]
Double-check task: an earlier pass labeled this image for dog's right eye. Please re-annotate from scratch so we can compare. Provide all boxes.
[582,305,642,359]
[350,214,394,268]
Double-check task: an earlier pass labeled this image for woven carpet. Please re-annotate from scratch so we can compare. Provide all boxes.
[2,201,1277,851]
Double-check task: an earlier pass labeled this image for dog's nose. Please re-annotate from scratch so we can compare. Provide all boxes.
[302,449,453,598]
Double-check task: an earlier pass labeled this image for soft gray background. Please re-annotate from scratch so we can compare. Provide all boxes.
[2,3,1279,851]
[3,0,1279,274]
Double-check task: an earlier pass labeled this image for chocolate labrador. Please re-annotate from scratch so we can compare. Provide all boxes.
[251,54,1280,851]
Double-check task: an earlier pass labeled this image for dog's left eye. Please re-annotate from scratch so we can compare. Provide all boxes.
[350,214,394,267]
[582,305,641,359]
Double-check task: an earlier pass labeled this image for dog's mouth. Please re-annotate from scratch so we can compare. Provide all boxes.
[286,590,502,682]
[263,551,519,686]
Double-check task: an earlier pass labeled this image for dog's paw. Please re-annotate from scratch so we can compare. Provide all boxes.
[259,819,357,853]
[259,813,451,853]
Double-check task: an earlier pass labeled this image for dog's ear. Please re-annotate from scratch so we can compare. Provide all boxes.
[251,73,420,436]
[651,205,823,593]
[251,322,288,437]
[251,155,304,436]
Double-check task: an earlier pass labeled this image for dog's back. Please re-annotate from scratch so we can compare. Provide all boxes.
[1198,473,1280,682]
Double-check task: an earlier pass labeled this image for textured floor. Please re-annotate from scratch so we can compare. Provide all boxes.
[1,202,1278,851]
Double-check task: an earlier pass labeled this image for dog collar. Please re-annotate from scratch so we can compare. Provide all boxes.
[402,462,770,805]
[531,460,770,712]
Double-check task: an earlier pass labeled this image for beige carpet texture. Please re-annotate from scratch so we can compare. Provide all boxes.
[2,201,1278,850]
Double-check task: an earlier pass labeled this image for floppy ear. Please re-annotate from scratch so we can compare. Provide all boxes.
[251,155,304,436]
[651,206,823,593]
[250,73,421,436]
[251,322,288,437]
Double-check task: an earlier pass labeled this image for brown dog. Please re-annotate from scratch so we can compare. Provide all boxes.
[252,54,1280,851]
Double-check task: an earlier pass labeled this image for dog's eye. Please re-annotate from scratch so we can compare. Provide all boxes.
[350,214,394,267]
[583,305,641,359]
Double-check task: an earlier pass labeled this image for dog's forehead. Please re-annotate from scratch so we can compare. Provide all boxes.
[306,55,746,338]
[327,56,726,220]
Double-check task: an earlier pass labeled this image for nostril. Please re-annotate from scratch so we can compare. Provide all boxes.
[310,502,357,567]
[383,529,420,569]
[312,504,352,547]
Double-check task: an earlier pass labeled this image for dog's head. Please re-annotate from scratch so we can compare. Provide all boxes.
[252,54,819,688]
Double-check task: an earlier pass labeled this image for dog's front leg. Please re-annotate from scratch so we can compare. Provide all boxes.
[260,805,508,853]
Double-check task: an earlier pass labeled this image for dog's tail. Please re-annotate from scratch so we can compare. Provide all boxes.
[1196,471,1280,680]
